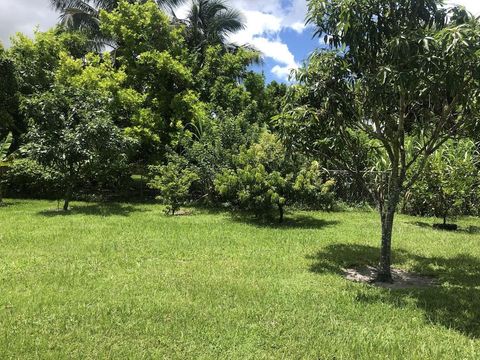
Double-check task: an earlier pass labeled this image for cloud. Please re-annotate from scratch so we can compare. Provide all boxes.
[226,1,306,80]
[252,37,299,69]
[0,0,57,47]
[448,0,480,15]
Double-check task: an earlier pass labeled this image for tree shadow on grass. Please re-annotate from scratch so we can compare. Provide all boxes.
[308,244,480,338]
[230,212,340,230]
[0,201,20,208]
[37,203,147,217]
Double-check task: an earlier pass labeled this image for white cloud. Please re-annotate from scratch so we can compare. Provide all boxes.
[271,64,295,79]
[229,10,282,46]
[171,1,305,80]
[0,0,57,47]
[249,37,299,68]
[225,1,307,80]
[448,0,480,15]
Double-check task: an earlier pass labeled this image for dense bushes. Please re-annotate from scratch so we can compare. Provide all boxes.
[403,140,480,222]
[215,131,336,221]
[4,159,60,199]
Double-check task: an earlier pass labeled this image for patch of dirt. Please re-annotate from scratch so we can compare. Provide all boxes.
[343,266,438,289]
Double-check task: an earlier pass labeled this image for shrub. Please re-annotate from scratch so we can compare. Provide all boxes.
[3,158,60,199]
[404,140,479,224]
[215,131,335,222]
[148,156,199,215]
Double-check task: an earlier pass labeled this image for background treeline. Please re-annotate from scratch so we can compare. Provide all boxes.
[0,0,479,223]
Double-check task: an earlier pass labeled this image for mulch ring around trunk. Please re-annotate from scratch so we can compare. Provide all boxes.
[343,266,438,289]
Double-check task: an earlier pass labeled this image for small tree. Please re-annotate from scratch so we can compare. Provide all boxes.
[215,131,334,222]
[22,51,134,211]
[283,0,480,281]
[148,156,199,215]
[406,140,479,226]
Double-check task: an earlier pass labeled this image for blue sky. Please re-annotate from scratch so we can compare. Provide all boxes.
[1,0,480,83]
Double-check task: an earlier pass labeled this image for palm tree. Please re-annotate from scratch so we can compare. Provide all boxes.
[50,0,186,48]
[184,0,245,52]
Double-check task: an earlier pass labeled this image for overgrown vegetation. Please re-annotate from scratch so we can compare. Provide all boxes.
[0,0,479,283]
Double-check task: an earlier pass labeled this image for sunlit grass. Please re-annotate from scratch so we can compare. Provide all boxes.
[1,199,479,359]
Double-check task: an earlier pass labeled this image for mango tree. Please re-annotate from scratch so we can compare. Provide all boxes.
[283,0,480,281]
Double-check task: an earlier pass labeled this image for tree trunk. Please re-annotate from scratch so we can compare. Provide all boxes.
[377,206,395,282]
[63,189,72,211]
[278,204,284,223]
[376,186,402,283]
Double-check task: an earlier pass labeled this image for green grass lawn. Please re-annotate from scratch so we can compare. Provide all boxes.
[1,200,479,359]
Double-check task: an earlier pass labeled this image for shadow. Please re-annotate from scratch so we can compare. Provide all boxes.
[230,212,340,230]
[38,203,147,217]
[308,244,480,338]
[408,221,432,229]
[0,201,21,208]
[462,226,480,234]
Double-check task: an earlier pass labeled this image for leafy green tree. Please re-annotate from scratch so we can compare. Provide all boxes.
[195,45,260,115]
[405,140,479,226]
[0,47,18,142]
[293,161,336,211]
[24,52,133,210]
[7,29,90,150]
[284,0,480,281]
[3,158,61,200]
[50,0,186,48]
[215,131,334,222]
[148,156,199,215]
[100,0,198,161]
[181,109,261,200]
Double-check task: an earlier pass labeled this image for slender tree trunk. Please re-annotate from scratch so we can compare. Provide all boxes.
[278,204,284,223]
[378,206,395,282]
[63,188,72,211]
[377,186,402,283]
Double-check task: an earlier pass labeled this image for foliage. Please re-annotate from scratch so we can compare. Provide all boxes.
[283,0,480,281]
[50,0,186,49]
[180,109,261,200]
[148,155,199,215]
[3,158,61,199]
[215,131,290,222]
[215,131,334,221]
[195,45,260,115]
[184,0,245,52]
[7,29,90,150]
[405,140,479,223]
[0,50,18,139]
[293,161,336,211]
[100,0,198,160]
[0,132,14,203]
[24,79,132,210]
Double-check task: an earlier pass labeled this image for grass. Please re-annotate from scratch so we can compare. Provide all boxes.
[1,199,479,359]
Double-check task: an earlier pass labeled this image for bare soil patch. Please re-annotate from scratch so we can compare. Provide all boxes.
[343,266,438,289]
